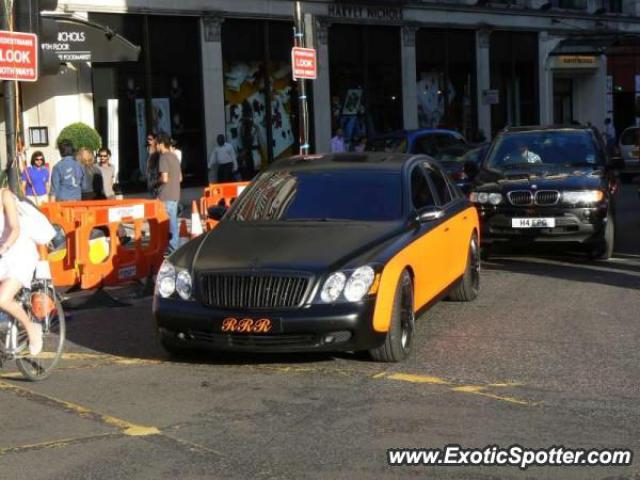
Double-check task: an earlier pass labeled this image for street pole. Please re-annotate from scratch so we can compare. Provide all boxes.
[294,1,310,155]
[2,1,18,193]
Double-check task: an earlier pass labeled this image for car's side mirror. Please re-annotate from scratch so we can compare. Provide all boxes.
[417,207,445,223]
[464,160,480,180]
[608,156,625,170]
[208,206,227,221]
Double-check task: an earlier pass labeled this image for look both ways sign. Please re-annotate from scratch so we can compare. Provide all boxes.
[291,47,317,80]
[0,31,38,82]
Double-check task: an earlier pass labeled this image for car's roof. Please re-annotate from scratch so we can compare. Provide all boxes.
[267,152,423,172]
[501,125,593,134]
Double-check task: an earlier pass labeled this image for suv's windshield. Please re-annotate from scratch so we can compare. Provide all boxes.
[226,169,402,222]
[368,137,407,153]
[486,131,602,171]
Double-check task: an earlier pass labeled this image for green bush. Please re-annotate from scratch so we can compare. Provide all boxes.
[56,122,102,152]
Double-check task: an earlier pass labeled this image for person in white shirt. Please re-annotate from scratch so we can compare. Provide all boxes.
[516,143,542,164]
[208,134,238,183]
[331,128,346,153]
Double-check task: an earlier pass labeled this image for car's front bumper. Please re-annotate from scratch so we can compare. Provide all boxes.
[153,296,386,353]
[477,204,609,246]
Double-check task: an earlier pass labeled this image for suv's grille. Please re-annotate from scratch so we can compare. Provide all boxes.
[535,190,560,206]
[200,273,310,309]
[508,191,533,206]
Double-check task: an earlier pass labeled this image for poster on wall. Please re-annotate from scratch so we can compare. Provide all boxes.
[135,98,172,178]
[223,61,295,173]
[107,99,120,182]
[417,71,455,128]
[342,89,363,116]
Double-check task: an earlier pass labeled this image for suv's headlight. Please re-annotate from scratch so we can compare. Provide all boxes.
[156,260,192,300]
[470,192,502,205]
[562,190,604,205]
[319,266,377,303]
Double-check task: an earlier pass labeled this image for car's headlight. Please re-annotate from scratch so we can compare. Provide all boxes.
[344,266,376,302]
[320,272,346,303]
[156,260,192,300]
[562,190,604,205]
[470,191,502,205]
[176,270,193,300]
[157,261,176,298]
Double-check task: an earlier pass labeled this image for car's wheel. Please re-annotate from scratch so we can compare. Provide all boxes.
[449,233,480,302]
[369,270,414,363]
[589,211,615,261]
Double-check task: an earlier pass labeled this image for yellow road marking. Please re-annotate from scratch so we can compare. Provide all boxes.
[0,380,160,437]
[374,372,539,407]
[0,433,120,455]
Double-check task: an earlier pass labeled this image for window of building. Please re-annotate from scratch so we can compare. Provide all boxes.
[415,29,477,140]
[329,25,403,150]
[90,14,204,188]
[221,20,300,180]
[490,31,539,135]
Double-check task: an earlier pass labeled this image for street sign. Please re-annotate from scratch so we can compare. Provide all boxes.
[291,47,317,80]
[482,89,500,105]
[0,31,38,82]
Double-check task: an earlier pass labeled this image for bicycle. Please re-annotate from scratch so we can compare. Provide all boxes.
[0,277,65,381]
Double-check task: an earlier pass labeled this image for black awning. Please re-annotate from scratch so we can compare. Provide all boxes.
[42,15,141,63]
[550,36,617,56]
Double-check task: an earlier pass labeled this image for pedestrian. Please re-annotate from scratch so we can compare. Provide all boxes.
[208,134,238,183]
[51,139,84,202]
[354,137,367,153]
[604,118,617,154]
[331,128,346,153]
[97,148,116,199]
[77,148,104,200]
[146,132,160,196]
[170,138,183,165]
[21,151,50,205]
[156,133,182,254]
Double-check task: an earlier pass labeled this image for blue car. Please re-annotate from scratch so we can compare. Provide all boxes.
[368,128,468,156]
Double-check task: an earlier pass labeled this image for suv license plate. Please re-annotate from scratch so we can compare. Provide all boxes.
[512,218,555,228]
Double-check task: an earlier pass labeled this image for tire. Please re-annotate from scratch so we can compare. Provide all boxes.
[369,270,414,363]
[589,212,615,261]
[449,234,480,302]
[16,286,66,381]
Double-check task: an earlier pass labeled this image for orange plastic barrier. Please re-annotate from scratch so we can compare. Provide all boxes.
[199,181,249,230]
[41,199,169,289]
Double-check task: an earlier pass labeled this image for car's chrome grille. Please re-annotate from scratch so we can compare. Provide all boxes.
[200,273,310,309]
[507,191,533,206]
[534,190,560,206]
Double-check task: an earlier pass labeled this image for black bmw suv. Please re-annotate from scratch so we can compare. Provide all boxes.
[468,126,622,259]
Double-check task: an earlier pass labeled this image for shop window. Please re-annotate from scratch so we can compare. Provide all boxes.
[222,20,299,180]
[416,29,477,140]
[490,31,538,135]
[329,25,402,150]
[555,0,587,8]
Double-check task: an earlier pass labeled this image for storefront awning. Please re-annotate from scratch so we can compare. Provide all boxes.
[550,36,617,56]
[42,15,141,63]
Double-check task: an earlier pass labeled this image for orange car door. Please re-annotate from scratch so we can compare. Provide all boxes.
[407,165,452,309]
[424,164,468,284]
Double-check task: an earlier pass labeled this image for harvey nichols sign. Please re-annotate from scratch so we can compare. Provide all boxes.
[328,3,404,21]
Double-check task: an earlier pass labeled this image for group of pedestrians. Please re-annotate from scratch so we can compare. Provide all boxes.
[21,141,116,204]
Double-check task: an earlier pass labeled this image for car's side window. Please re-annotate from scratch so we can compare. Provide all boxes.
[426,168,453,206]
[413,136,437,156]
[410,166,436,210]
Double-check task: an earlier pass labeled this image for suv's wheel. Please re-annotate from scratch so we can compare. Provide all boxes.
[590,211,615,261]
[449,234,480,302]
[369,270,414,363]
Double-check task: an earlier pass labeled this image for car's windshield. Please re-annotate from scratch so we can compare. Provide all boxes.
[486,130,602,170]
[620,128,639,146]
[226,169,403,222]
[367,137,407,153]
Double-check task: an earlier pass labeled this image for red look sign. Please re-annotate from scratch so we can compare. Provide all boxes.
[0,31,38,82]
[291,47,317,80]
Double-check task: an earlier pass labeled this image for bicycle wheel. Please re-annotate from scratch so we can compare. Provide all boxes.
[16,285,66,381]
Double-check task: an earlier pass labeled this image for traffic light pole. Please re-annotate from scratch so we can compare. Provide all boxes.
[2,1,19,194]
[294,1,310,156]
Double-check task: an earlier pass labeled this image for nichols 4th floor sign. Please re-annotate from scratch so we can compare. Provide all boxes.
[0,31,38,82]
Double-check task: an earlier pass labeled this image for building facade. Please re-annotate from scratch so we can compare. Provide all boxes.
[7,0,640,186]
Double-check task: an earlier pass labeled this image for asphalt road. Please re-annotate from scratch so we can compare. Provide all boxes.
[1,185,639,480]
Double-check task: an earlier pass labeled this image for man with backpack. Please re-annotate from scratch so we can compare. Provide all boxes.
[51,139,84,202]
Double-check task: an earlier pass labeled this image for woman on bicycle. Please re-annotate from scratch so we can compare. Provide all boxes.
[0,189,41,355]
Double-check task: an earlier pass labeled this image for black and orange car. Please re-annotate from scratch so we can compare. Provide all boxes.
[153,153,480,362]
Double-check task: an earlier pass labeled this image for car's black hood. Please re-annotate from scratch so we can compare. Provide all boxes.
[191,221,404,274]
[473,166,606,192]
